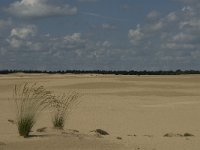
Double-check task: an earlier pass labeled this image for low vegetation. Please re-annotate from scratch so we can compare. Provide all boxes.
[50,92,80,129]
[13,82,81,137]
[2,69,200,75]
[13,83,53,137]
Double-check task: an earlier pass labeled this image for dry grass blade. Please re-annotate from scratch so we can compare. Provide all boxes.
[13,82,54,137]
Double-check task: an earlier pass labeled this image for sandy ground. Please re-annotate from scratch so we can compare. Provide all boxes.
[0,74,200,150]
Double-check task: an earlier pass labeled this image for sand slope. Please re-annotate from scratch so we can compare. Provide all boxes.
[0,74,200,150]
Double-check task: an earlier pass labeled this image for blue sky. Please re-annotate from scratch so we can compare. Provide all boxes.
[0,0,200,71]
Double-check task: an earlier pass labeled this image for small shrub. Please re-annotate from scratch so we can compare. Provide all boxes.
[51,91,80,129]
[13,82,53,137]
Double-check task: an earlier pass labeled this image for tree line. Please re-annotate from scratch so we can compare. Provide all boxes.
[0,69,200,75]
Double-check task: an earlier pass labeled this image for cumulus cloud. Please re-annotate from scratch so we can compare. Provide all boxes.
[1,0,200,70]
[167,12,177,22]
[180,19,200,29]
[149,21,164,31]
[7,25,37,48]
[128,3,200,70]
[5,27,86,56]
[64,33,84,43]
[41,32,87,55]
[172,32,194,42]
[2,27,119,70]
[8,38,23,48]
[129,5,200,47]
[6,0,77,18]
[128,24,144,45]
[10,25,36,39]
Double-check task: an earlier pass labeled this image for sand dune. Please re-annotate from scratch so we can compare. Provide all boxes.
[0,74,200,150]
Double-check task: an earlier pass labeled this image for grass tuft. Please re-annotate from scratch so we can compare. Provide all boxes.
[53,115,65,129]
[17,115,35,137]
[13,82,53,137]
[51,91,80,129]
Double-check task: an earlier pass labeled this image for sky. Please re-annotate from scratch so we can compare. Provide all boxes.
[0,0,200,71]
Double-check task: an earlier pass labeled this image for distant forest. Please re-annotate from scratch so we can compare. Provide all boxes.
[0,70,200,75]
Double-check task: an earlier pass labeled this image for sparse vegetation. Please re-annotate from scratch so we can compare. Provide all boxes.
[13,83,53,137]
[50,92,80,129]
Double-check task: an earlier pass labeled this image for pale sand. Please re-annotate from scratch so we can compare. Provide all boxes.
[0,74,200,150]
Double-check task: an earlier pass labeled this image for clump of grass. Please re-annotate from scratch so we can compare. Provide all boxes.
[51,91,80,129]
[13,82,53,137]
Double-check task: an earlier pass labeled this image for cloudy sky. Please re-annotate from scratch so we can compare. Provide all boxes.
[0,0,200,71]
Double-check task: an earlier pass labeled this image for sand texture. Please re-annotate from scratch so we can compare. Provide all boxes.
[0,74,200,150]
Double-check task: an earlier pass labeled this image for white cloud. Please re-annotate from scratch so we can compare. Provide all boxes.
[1,0,200,70]
[8,38,22,48]
[6,0,77,18]
[128,24,144,45]
[128,2,200,70]
[64,33,83,43]
[167,12,177,22]
[129,3,200,48]
[172,32,194,42]
[102,41,111,47]
[150,21,164,31]
[182,6,193,12]
[179,19,200,29]
[10,25,37,39]
[181,6,195,17]
[7,25,37,48]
